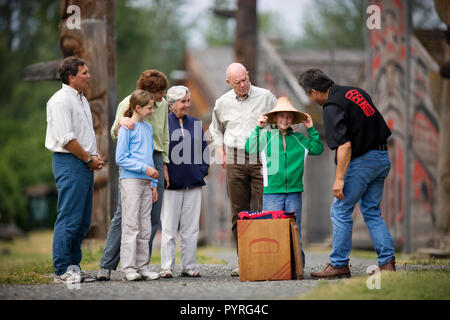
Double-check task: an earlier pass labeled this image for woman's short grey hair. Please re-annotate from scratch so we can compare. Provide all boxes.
[166,85,190,106]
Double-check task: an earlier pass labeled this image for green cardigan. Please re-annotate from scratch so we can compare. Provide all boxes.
[245,126,323,193]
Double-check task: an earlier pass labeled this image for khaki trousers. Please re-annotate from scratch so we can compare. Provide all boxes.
[120,178,153,274]
[225,149,263,248]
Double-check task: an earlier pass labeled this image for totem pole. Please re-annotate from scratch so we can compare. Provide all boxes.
[434,0,450,251]
[59,0,117,238]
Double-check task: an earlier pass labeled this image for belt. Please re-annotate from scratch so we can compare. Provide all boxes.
[226,147,260,164]
[376,144,388,151]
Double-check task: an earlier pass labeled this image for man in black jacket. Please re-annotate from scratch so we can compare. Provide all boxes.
[298,68,396,279]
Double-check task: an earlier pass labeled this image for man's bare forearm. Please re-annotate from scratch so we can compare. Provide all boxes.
[65,139,90,162]
[336,141,352,180]
[332,141,352,200]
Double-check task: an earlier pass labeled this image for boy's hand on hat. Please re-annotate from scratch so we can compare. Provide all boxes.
[302,113,313,129]
[258,114,268,128]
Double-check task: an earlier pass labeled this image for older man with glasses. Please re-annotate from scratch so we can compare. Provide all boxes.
[208,63,277,277]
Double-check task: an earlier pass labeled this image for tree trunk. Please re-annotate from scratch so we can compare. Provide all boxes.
[59,0,116,238]
[235,0,258,84]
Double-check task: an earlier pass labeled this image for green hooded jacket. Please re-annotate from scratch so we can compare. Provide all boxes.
[245,126,323,194]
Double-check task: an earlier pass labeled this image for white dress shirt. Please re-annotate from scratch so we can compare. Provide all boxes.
[45,84,98,155]
[208,85,277,150]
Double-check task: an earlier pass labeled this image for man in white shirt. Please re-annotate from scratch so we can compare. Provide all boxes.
[208,63,277,276]
[45,56,104,284]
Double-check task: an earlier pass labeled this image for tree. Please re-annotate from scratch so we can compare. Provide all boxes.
[295,0,445,50]
[115,0,189,99]
[201,0,289,48]
[295,0,366,49]
[202,0,235,47]
[0,0,60,229]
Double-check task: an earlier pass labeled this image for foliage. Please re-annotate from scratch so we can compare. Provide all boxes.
[295,0,366,49]
[201,0,235,47]
[258,11,286,41]
[295,0,445,50]
[115,0,188,99]
[201,1,291,48]
[0,0,60,228]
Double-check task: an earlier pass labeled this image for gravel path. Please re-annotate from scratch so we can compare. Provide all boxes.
[0,249,445,300]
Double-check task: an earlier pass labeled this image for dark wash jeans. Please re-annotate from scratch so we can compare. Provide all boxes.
[329,150,395,267]
[52,153,93,275]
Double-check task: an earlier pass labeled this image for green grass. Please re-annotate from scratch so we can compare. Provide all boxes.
[306,245,450,265]
[301,269,450,300]
[0,230,225,285]
[0,231,55,284]
[303,246,450,300]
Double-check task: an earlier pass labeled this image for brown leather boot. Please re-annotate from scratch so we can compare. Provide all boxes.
[379,258,396,272]
[311,263,351,279]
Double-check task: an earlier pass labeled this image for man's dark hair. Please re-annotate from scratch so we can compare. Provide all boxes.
[59,56,86,85]
[298,68,334,93]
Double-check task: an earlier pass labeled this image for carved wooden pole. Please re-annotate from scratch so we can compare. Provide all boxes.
[434,0,450,250]
[235,0,258,84]
[213,0,258,84]
[59,0,116,238]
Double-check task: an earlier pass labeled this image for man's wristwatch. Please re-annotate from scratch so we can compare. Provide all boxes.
[85,155,93,166]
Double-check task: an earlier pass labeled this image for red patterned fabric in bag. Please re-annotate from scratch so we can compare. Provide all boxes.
[238,210,295,220]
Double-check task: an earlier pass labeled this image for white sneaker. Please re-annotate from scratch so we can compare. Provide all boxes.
[54,271,82,284]
[124,272,142,281]
[231,267,239,277]
[139,270,160,280]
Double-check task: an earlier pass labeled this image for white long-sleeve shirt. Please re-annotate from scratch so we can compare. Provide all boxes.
[208,85,277,150]
[45,84,98,155]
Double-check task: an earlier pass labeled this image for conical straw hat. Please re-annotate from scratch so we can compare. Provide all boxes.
[266,97,307,124]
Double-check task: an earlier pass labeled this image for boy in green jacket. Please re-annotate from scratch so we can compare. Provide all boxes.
[245,97,323,266]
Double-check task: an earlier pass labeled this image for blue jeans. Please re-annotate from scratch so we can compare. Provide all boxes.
[52,153,93,275]
[262,192,305,266]
[329,150,395,268]
[100,151,165,270]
